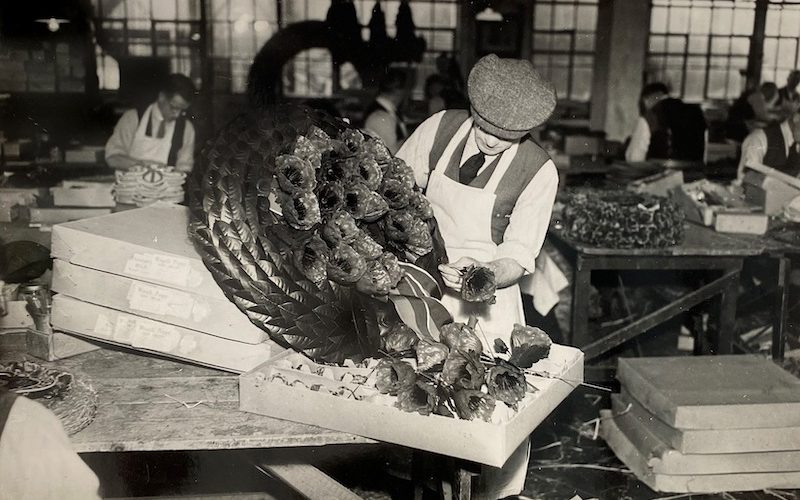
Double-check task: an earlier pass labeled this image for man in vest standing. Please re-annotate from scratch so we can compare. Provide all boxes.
[396,53,563,499]
[738,108,800,180]
[364,68,410,154]
[105,73,196,173]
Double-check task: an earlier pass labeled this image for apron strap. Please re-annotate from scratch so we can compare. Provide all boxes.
[429,110,470,173]
[168,115,187,167]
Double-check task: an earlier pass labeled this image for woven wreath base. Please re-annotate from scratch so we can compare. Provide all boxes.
[43,378,98,436]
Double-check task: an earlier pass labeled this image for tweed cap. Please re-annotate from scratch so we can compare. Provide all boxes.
[467,54,557,140]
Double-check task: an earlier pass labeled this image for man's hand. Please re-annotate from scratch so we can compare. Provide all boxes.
[438,257,479,292]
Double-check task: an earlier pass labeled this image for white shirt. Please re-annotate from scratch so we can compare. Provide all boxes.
[364,96,407,155]
[105,103,196,171]
[396,110,559,274]
[737,120,795,180]
[625,116,651,163]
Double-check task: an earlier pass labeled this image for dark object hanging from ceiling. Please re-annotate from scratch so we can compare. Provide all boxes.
[393,0,426,63]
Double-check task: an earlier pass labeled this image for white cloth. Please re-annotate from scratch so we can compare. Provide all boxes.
[364,96,407,154]
[397,111,566,315]
[105,103,195,171]
[0,396,101,500]
[625,116,651,163]
[737,119,795,181]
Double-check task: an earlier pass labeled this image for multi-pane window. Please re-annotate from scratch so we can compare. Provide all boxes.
[93,0,203,90]
[647,0,754,102]
[280,0,332,98]
[762,0,800,86]
[209,0,279,94]
[531,0,599,102]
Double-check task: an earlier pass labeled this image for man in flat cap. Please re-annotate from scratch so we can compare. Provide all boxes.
[397,53,563,499]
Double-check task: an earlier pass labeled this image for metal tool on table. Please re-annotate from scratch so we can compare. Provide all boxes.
[19,282,52,333]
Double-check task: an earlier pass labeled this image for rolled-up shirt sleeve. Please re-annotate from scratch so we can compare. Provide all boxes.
[104,109,139,162]
[737,128,767,181]
[495,160,559,274]
[174,121,196,172]
[625,117,651,162]
[396,111,445,189]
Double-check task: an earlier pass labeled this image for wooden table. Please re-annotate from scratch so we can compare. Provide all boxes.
[2,346,373,500]
[549,222,765,362]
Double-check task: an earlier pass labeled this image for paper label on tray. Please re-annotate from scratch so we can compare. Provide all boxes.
[127,282,193,319]
[112,316,137,344]
[124,253,193,288]
[92,313,114,337]
[129,318,181,352]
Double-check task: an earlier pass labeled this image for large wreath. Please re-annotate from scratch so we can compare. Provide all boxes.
[186,105,449,363]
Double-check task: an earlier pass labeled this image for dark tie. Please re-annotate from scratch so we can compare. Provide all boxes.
[459,152,485,185]
[786,142,800,177]
[156,118,166,139]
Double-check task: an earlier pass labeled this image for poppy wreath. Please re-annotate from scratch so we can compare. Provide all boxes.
[562,189,685,249]
[186,104,450,364]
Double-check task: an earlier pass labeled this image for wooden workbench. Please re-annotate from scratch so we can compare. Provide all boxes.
[549,221,766,361]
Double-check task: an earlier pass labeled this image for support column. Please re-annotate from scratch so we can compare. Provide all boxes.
[589,0,651,142]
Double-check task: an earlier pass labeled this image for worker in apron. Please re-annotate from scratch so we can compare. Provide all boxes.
[105,73,196,173]
[397,54,566,499]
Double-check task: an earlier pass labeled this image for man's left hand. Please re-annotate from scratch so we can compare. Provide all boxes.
[438,257,479,292]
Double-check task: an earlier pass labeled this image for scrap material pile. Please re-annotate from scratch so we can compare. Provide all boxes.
[48,204,278,372]
[601,356,800,493]
[113,165,186,206]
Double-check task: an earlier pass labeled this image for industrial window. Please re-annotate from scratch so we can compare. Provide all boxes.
[531,0,599,102]
[93,0,203,90]
[762,0,800,86]
[646,0,754,102]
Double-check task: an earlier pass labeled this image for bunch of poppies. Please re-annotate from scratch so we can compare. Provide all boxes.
[562,190,685,249]
[373,323,552,421]
[270,126,435,297]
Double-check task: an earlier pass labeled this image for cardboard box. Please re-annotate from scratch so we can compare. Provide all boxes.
[51,295,276,373]
[714,212,768,235]
[50,204,237,300]
[671,180,767,232]
[630,170,684,198]
[51,182,114,207]
[744,171,800,215]
[64,147,104,164]
[27,208,111,224]
[617,356,800,430]
[240,345,583,467]
[0,301,33,330]
[0,204,19,223]
[600,410,800,493]
[51,259,268,344]
[0,188,45,207]
[26,327,100,361]
[613,392,800,454]
[601,408,800,475]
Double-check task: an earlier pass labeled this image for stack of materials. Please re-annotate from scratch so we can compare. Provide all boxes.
[49,203,278,373]
[113,165,185,206]
[33,179,116,226]
[601,356,800,493]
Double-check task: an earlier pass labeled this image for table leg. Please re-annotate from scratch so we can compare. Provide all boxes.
[711,269,739,355]
[570,256,592,347]
[773,256,790,361]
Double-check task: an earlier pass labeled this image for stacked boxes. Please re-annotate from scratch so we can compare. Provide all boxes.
[50,204,278,373]
[601,356,800,493]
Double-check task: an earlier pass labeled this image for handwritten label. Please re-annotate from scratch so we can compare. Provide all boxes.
[112,316,137,344]
[130,318,181,352]
[92,313,114,337]
[127,282,194,320]
[123,253,193,288]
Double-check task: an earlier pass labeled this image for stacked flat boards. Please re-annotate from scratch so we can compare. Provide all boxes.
[49,204,278,373]
[601,356,800,493]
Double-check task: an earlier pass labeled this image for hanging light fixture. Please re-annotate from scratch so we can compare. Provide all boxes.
[35,18,70,33]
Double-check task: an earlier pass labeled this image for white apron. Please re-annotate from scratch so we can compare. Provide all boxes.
[128,105,174,166]
[426,118,531,499]
[426,120,525,347]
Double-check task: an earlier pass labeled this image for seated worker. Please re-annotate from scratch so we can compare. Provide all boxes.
[726,82,782,142]
[625,82,707,163]
[397,53,565,499]
[0,389,101,498]
[105,73,196,173]
[737,108,800,180]
[363,68,410,154]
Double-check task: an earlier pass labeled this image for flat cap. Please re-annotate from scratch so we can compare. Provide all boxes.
[467,54,557,140]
